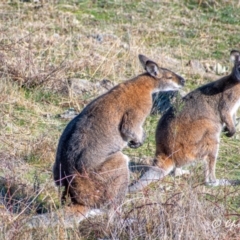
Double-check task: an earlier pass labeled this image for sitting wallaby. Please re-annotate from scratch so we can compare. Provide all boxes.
[46,54,185,227]
[129,50,240,193]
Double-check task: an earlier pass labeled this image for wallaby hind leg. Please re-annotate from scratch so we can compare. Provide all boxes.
[98,152,130,207]
[23,204,90,229]
[205,149,239,187]
[205,153,217,184]
[96,152,130,223]
[129,156,175,193]
[68,152,129,209]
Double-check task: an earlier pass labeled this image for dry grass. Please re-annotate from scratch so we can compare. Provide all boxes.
[0,0,240,239]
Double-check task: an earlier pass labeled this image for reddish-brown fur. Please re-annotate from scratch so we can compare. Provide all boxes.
[53,54,184,217]
[129,50,240,193]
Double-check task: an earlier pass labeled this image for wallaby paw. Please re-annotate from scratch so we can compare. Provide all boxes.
[224,129,236,137]
[225,132,235,138]
[128,140,142,149]
[206,179,234,187]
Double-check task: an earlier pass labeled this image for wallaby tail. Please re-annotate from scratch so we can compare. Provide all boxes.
[21,205,102,230]
[128,165,173,193]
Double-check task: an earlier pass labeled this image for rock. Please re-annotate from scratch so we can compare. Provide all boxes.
[213,63,228,75]
[186,59,206,74]
[121,42,129,50]
[69,78,94,95]
[204,62,212,72]
[58,79,115,120]
[59,108,78,120]
[68,78,114,96]
[91,34,103,43]
[96,79,114,94]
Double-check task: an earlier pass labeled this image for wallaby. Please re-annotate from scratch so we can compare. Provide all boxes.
[44,54,184,228]
[129,50,240,193]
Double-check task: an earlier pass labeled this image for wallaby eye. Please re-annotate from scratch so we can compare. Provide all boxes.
[165,73,173,79]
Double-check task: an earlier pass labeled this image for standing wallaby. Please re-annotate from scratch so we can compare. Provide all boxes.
[51,54,185,225]
[129,50,240,193]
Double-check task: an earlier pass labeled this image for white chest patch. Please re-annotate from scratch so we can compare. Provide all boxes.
[231,98,240,117]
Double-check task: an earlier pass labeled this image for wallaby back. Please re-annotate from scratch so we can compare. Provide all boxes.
[53,54,184,212]
[129,50,240,193]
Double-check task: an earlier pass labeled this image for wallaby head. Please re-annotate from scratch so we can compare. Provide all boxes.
[217,49,240,138]
[138,54,185,92]
[230,49,240,82]
[129,50,240,193]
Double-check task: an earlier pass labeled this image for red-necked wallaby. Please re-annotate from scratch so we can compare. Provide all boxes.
[50,54,185,225]
[129,50,240,193]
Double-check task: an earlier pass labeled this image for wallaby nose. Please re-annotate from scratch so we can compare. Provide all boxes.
[180,77,185,86]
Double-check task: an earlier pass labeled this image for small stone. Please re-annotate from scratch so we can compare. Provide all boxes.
[60,108,78,119]
[186,59,206,74]
[213,63,228,75]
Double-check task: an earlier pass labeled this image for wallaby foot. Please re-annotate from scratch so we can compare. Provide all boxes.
[128,167,170,193]
[206,179,240,187]
[22,204,92,230]
[173,167,190,177]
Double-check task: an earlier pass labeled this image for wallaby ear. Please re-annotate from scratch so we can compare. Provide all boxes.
[138,54,159,77]
[230,50,240,81]
[230,50,240,63]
